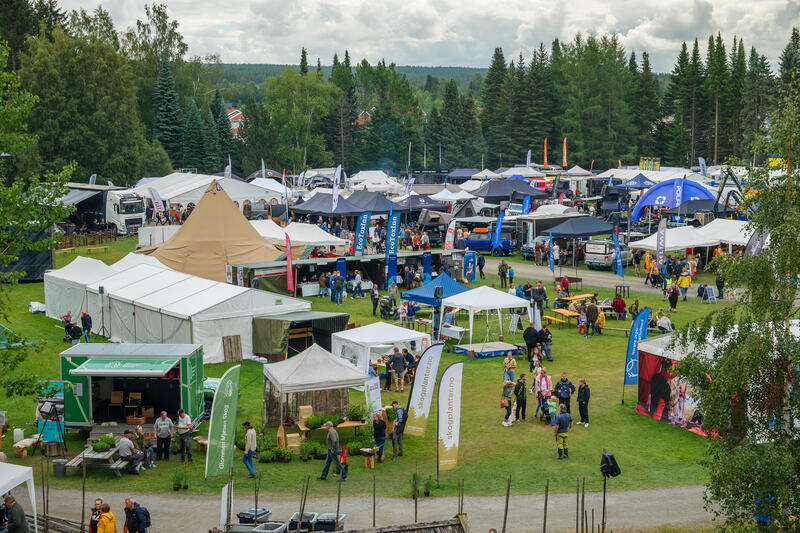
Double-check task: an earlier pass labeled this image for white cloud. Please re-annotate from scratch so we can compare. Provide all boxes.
[62,0,800,71]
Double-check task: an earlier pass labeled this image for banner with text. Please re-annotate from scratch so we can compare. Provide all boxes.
[443,219,456,250]
[624,307,651,385]
[205,364,241,478]
[404,344,444,436]
[354,211,371,257]
[364,377,382,414]
[437,361,463,472]
[463,251,476,283]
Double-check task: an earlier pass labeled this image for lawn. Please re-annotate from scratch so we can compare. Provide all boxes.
[1,238,723,498]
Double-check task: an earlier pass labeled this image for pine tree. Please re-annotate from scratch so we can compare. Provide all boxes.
[461,94,483,167]
[425,106,444,168]
[511,52,529,159]
[635,52,659,156]
[182,98,204,171]
[687,39,706,165]
[152,62,184,167]
[490,62,517,166]
[778,27,800,91]
[481,47,506,167]
[525,44,552,160]
[316,58,322,75]
[212,89,233,168]
[300,47,308,75]
[203,112,220,173]
[329,51,357,171]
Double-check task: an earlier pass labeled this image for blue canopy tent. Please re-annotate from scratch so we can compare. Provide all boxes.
[545,216,615,275]
[616,173,657,190]
[506,174,529,181]
[400,272,469,306]
[631,178,715,221]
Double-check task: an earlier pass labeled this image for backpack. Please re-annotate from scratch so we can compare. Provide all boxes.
[514,381,523,396]
[334,277,344,290]
[138,506,151,529]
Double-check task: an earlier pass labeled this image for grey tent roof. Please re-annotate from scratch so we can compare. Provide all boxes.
[347,190,408,214]
[545,216,614,237]
[396,194,446,211]
[472,180,548,202]
[289,192,364,216]
[262,343,369,393]
[448,168,480,178]
[59,189,101,205]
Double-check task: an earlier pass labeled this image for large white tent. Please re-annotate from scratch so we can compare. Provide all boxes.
[331,322,430,372]
[263,343,368,394]
[471,168,501,180]
[128,172,280,210]
[500,167,545,178]
[429,189,476,202]
[109,252,169,272]
[44,256,116,319]
[250,219,348,246]
[137,225,181,247]
[249,176,289,195]
[348,170,404,193]
[84,264,166,325]
[440,285,532,344]
[628,225,720,251]
[695,218,753,247]
[0,463,38,532]
[595,167,696,184]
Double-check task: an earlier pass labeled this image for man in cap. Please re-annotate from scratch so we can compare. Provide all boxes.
[118,429,144,474]
[317,421,347,481]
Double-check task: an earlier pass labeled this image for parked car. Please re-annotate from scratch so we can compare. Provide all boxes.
[584,240,633,269]
[243,201,271,220]
[465,228,518,255]
[419,226,445,247]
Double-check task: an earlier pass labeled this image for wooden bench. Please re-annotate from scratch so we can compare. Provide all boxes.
[65,454,84,468]
[542,315,567,328]
[85,246,108,254]
[109,459,130,474]
[55,247,76,254]
[603,327,630,336]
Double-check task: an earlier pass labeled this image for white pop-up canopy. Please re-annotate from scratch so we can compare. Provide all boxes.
[429,189,476,202]
[695,218,753,247]
[331,322,430,372]
[128,172,280,210]
[471,168,501,180]
[628,225,720,251]
[250,219,348,246]
[44,256,116,320]
[440,285,532,344]
[263,343,369,394]
[500,167,545,178]
[0,463,38,532]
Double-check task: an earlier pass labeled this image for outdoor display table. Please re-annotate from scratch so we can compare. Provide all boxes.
[615,284,631,297]
[439,324,467,342]
[552,308,579,324]
[296,420,366,442]
[561,293,595,301]
[66,443,127,477]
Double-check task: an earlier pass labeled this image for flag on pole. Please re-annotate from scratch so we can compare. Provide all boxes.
[88,173,97,185]
[224,155,232,179]
[405,344,444,436]
[590,160,595,172]
[204,364,241,478]
[698,157,707,176]
[548,234,555,273]
[261,159,266,179]
[281,169,290,206]
[543,138,548,167]
[562,137,567,167]
[437,362,463,472]
[148,188,165,214]
[526,149,531,170]
[521,195,531,214]
[107,180,114,187]
[332,164,342,210]
[656,218,667,270]
[443,219,456,250]
[618,159,622,169]
[491,211,504,252]
[607,175,614,188]
[405,176,415,196]
[285,233,294,291]
[624,307,651,385]
[612,228,624,278]
[354,211,371,257]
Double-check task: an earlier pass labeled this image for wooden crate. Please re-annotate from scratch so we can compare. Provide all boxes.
[222,335,243,363]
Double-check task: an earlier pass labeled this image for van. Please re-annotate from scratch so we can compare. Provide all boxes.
[584,240,632,269]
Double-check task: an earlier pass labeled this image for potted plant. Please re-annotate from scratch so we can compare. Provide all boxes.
[423,476,434,497]
[274,448,292,463]
[300,442,315,462]
[172,469,182,491]
[409,472,420,500]
[304,415,323,430]
[323,414,340,427]
[92,441,111,453]
[346,440,362,456]
[386,407,396,422]
[257,450,275,463]
[312,442,327,460]
[346,404,367,423]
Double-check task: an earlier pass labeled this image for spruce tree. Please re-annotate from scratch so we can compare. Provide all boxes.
[425,107,444,168]
[728,37,747,158]
[511,52,529,159]
[480,47,506,167]
[212,89,233,168]
[704,33,729,164]
[490,63,517,166]
[316,58,322,75]
[525,44,552,160]
[441,78,464,167]
[182,98,204,171]
[329,52,357,171]
[742,47,775,162]
[152,61,183,167]
[687,39,706,165]
[461,94,483,167]
[299,47,308,75]
[203,112,220,173]
[778,27,800,91]
[635,52,659,156]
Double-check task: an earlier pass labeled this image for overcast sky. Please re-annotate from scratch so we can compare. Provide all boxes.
[64,0,800,72]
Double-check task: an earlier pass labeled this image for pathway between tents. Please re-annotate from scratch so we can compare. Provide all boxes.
[16,484,715,532]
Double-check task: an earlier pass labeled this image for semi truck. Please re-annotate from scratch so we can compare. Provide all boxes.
[64,183,145,235]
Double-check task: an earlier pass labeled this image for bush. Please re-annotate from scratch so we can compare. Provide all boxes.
[346,403,367,421]
[259,433,277,451]
[171,469,184,486]
[234,426,247,451]
[300,442,316,459]
[258,450,275,463]
[304,414,324,429]
[274,448,292,463]
[346,440,362,455]
[385,407,396,421]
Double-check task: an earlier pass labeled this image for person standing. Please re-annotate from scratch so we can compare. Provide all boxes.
[81,311,93,342]
[96,503,118,533]
[498,260,508,288]
[123,499,149,533]
[554,372,576,414]
[242,421,257,478]
[153,411,173,461]
[477,252,485,279]
[4,495,28,533]
[370,285,380,316]
[317,272,328,298]
[501,380,514,426]
[90,498,103,533]
[532,281,546,313]
[373,412,387,463]
[333,271,345,305]
[353,269,364,298]
[554,404,574,459]
[391,400,405,460]
[318,421,348,481]
[502,352,516,382]
[388,281,399,307]
[633,248,642,276]
[538,324,553,361]
[523,322,539,365]
[552,242,560,266]
[577,378,590,427]
[176,409,193,464]
[508,265,515,286]
[514,374,527,422]
[585,301,598,338]
[391,348,407,393]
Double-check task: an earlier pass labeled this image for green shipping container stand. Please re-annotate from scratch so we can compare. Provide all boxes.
[59,344,204,428]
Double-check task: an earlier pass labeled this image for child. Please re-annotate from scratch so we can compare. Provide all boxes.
[577,310,588,334]
[547,395,558,426]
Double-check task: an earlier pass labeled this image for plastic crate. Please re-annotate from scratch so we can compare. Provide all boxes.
[288,512,318,531]
[315,513,346,531]
[237,508,272,524]
[252,522,287,533]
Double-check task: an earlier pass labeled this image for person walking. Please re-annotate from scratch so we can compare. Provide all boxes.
[391,400,405,460]
[577,378,590,427]
[501,380,513,426]
[498,260,508,288]
[585,301,599,338]
[502,352,516,382]
[373,412,387,463]
[538,324,553,361]
[554,372,576,414]
[242,421,257,478]
[508,265,515,286]
[332,271,345,305]
[715,270,725,299]
[318,421,348,481]
[388,280,399,306]
[353,269,364,298]
[668,283,679,312]
[554,404,574,459]
[532,281,546,313]
[123,499,149,533]
[4,495,28,533]
[514,374,527,422]
[176,408,193,464]
[133,425,155,469]
[81,311,93,342]
[90,498,103,533]
[370,285,380,316]
[118,429,144,474]
[523,322,539,363]
[96,504,118,533]
[677,269,691,301]
[477,252,485,279]
[153,411,173,461]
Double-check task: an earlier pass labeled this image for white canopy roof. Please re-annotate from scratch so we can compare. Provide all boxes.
[459,180,488,192]
[628,225,721,251]
[429,189,476,202]
[109,252,169,272]
[46,256,115,285]
[347,171,403,193]
[695,218,753,246]
[595,168,695,184]
[133,276,218,312]
[562,165,592,177]
[471,168,501,179]
[128,172,280,208]
[43,256,117,319]
[393,190,419,201]
[107,269,191,304]
[85,264,165,294]
[532,204,576,215]
[0,463,38,532]
[250,177,290,195]
[263,343,369,394]
[441,285,531,311]
[250,219,347,246]
[332,321,429,346]
[500,167,545,178]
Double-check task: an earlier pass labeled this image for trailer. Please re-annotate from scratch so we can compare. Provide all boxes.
[62,183,146,235]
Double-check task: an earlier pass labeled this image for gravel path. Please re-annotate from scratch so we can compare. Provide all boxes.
[15,484,715,532]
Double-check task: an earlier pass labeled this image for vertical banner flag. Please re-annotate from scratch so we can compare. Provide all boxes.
[364,377,382,414]
[590,160,595,172]
[673,176,686,220]
[224,155,232,179]
[548,234,555,273]
[443,219,456,250]
[491,211,504,252]
[618,159,622,169]
[526,149,532,170]
[408,142,412,168]
[656,218,667,270]
[422,251,432,280]
[437,362,463,472]
[698,157,707,176]
[354,211,371,257]
[205,364,241,478]
[298,170,306,188]
[405,344,444,436]
[463,251,476,282]
[533,305,542,330]
[405,176,415,196]
[107,181,114,187]
[285,233,294,291]
[88,173,97,185]
[261,158,266,179]
[562,137,567,167]
[521,195,531,214]
[612,227,624,278]
[624,307,651,385]
[148,187,165,214]
[607,175,614,188]
[386,253,398,285]
[332,164,342,210]
[386,207,401,256]
[282,169,290,206]
[744,230,769,256]
[552,174,561,199]
[543,138,548,167]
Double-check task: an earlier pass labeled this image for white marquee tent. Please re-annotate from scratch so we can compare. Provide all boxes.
[138,225,181,247]
[439,285,532,344]
[429,189,476,202]
[85,264,166,325]
[250,219,348,246]
[500,167,545,178]
[44,256,116,319]
[0,463,38,532]
[459,180,489,192]
[263,343,369,394]
[628,225,720,251]
[128,172,280,210]
[471,168,501,180]
[109,252,169,272]
[695,218,753,247]
[347,171,403,193]
[331,322,430,372]
[249,176,289,195]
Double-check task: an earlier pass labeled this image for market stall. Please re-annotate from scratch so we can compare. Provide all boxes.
[253,311,350,357]
[331,322,430,373]
[439,285,532,345]
[0,464,38,532]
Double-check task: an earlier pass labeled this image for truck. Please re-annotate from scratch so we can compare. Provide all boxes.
[64,183,145,235]
[464,226,518,256]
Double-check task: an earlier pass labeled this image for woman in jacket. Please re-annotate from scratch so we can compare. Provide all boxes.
[97,504,118,533]
[501,380,514,426]
[668,283,680,312]
[577,378,590,427]
[677,269,692,301]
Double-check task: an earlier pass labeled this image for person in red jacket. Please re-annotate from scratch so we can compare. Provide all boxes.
[611,293,626,319]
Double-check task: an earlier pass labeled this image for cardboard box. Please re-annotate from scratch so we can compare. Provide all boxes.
[298,405,313,423]
[141,407,154,419]
[285,433,300,453]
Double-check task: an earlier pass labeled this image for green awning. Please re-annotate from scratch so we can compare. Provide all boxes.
[69,358,179,377]
[253,311,350,354]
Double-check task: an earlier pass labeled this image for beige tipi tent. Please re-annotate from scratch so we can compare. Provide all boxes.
[138,181,281,282]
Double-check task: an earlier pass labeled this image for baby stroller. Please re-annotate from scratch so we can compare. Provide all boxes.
[539,397,553,424]
[379,296,397,320]
[648,272,664,288]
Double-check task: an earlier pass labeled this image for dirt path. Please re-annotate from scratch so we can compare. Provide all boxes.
[15,484,715,532]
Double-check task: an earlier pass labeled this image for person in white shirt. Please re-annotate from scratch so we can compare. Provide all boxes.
[657,313,673,332]
[176,409,193,464]
[552,243,561,265]
[536,368,553,421]
[242,421,257,478]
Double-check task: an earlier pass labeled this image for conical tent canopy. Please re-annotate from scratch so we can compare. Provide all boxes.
[263,343,369,393]
[139,180,281,282]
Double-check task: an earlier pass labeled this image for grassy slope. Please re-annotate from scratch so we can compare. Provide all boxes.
[1,238,721,498]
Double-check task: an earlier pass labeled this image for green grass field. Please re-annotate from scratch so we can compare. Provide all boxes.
[1,238,722,499]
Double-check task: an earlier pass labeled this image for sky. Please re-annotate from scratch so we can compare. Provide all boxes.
[63,0,800,72]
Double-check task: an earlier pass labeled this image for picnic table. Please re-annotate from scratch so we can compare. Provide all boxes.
[561,293,595,302]
[66,443,129,477]
[552,308,579,324]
